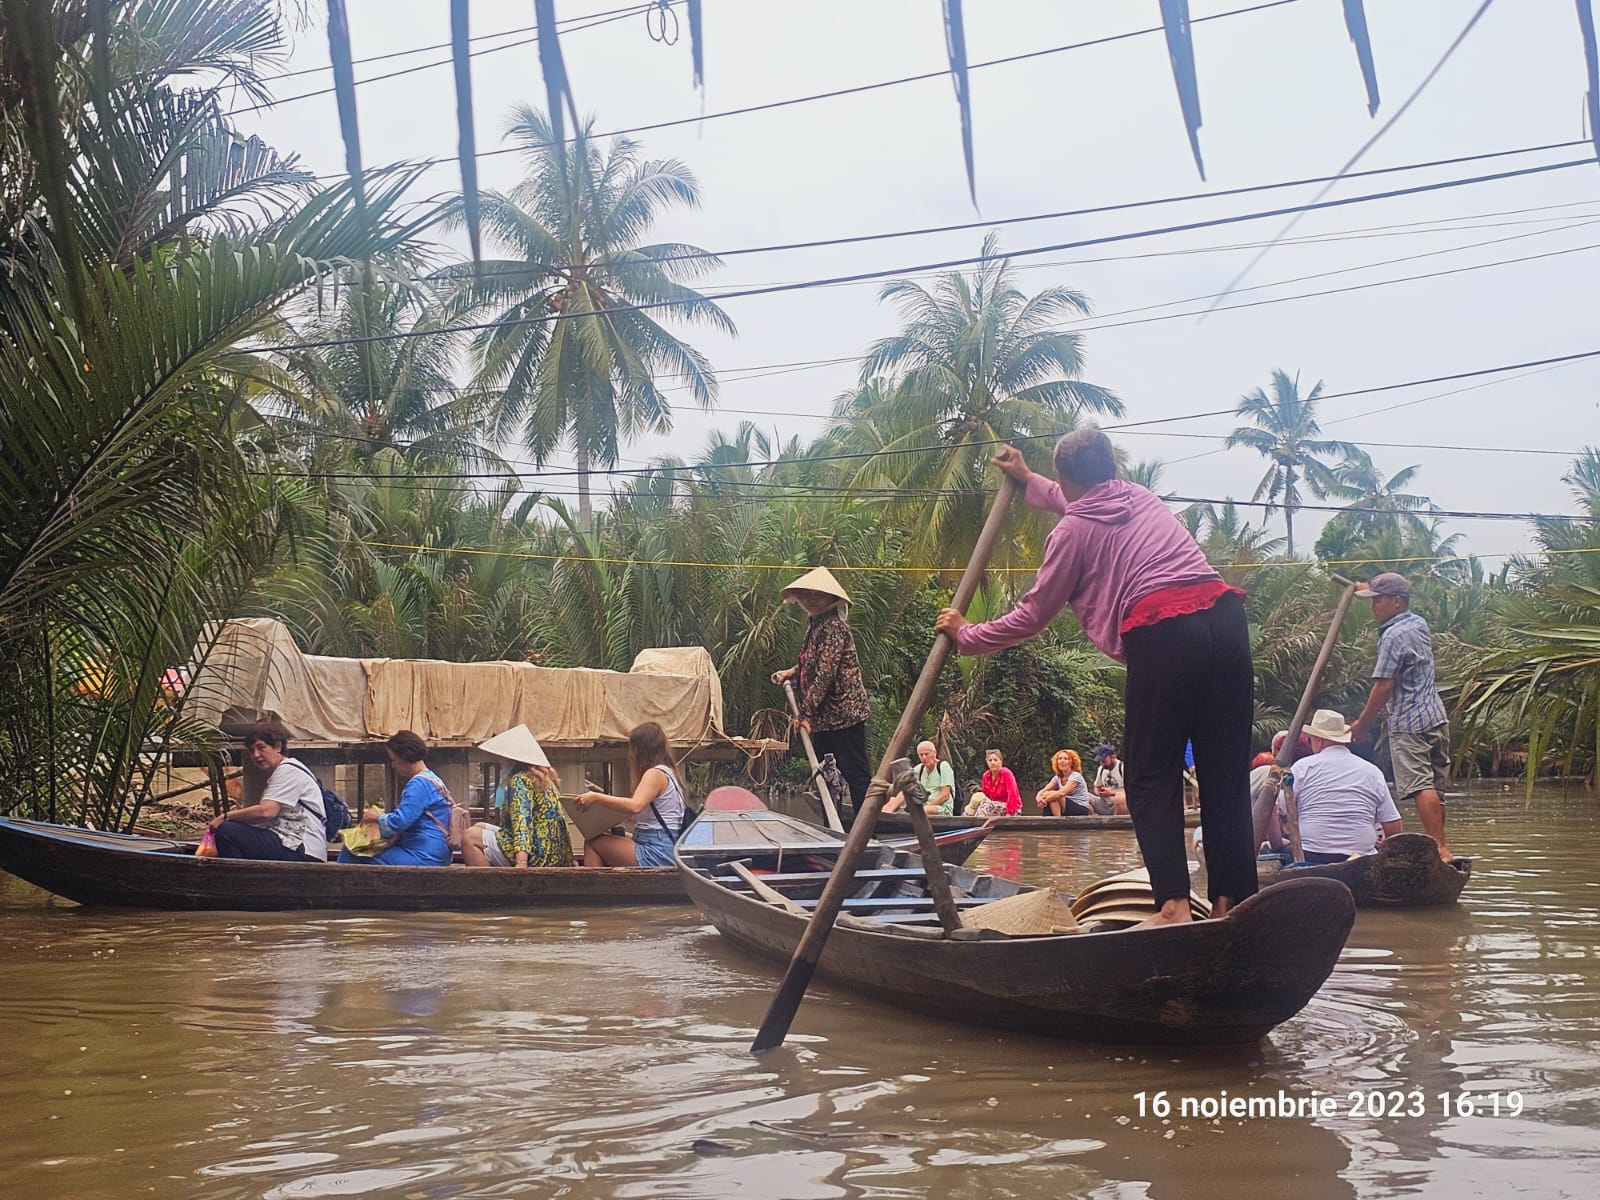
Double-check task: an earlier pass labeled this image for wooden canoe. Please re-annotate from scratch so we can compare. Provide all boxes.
[1258,833,1472,907]
[679,810,1356,1046]
[872,810,1200,834]
[0,807,990,912]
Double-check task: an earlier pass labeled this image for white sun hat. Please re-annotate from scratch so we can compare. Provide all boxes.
[476,723,551,767]
[1304,709,1354,744]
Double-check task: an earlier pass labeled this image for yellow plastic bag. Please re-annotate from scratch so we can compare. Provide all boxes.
[339,822,391,858]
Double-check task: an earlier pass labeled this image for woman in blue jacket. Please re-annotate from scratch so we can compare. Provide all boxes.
[339,730,453,865]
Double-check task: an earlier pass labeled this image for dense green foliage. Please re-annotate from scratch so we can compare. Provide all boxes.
[4,4,1597,828]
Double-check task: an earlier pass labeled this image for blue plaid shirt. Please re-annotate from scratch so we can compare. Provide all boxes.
[1372,611,1448,733]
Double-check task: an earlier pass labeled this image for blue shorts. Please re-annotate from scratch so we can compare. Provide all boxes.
[633,826,675,868]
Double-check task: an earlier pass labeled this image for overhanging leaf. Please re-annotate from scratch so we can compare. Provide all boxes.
[1,0,91,318]
[450,0,482,267]
[1158,0,1206,179]
[942,0,977,204]
[688,0,704,88]
[1342,0,1382,115]
[1578,0,1600,165]
[324,0,366,222]
[533,0,580,160]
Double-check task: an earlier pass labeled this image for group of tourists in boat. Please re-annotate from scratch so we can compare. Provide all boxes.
[205,719,691,872]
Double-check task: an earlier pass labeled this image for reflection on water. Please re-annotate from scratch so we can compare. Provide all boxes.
[2,789,1599,1198]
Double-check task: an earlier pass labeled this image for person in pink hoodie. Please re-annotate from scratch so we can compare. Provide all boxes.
[935,429,1257,925]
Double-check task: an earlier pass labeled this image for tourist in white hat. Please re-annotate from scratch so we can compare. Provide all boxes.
[770,566,872,813]
[1283,709,1403,864]
[463,724,573,868]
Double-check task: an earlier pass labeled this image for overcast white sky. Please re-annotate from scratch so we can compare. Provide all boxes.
[236,0,1600,562]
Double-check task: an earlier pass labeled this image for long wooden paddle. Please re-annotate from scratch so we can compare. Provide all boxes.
[1260,575,1362,860]
[782,680,845,833]
[750,475,1021,1053]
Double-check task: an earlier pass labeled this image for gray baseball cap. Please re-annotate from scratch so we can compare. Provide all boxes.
[1356,572,1410,598]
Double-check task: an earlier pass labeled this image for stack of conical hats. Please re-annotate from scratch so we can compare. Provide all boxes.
[1069,867,1211,929]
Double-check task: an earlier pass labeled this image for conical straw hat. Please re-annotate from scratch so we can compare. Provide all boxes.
[782,566,850,603]
[960,887,1080,935]
[476,723,550,767]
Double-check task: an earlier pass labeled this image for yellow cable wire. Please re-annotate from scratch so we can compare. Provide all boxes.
[362,540,1600,573]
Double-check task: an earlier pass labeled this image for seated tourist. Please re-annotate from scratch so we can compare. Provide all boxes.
[1036,749,1090,816]
[575,721,686,867]
[338,730,453,866]
[1284,710,1402,864]
[1090,744,1124,815]
[207,723,327,863]
[884,740,956,815]
[963,748,1021,818]
[463,724,574,869]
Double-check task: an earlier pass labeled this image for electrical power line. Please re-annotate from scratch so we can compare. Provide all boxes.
[256,2,669,83]
[246,341,1600,482]
[280,1,1303,182]
[229,3,661,117]
[265,154,1596,354]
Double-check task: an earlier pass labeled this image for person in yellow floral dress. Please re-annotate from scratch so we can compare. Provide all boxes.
[463,725,574,868]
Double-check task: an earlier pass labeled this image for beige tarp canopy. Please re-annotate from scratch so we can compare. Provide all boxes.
[186,618,728,749]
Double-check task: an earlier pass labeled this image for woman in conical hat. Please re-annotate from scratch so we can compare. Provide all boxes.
[462,724,573,868]
[770,566,872,812]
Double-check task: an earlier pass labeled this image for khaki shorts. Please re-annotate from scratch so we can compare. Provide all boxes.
[1390,724,1450,800]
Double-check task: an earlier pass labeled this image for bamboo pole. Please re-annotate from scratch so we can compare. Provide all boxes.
[750,475,1020,1053]
[1257,575,1362,858]
[782,681,844,832]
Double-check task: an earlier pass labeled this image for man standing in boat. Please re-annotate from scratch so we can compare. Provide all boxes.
[1348,573,1455,862]
[934,429,1258,926]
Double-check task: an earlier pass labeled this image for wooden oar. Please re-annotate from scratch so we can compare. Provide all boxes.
[730,860,807,915]
[782,680,844,832]
[750,475,1020,1053]
[1259,574,1362,860]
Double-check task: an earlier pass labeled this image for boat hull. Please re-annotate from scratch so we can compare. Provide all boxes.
[0,815,988,912]
[1260,833,1471,907]
[681,867,1355,1046]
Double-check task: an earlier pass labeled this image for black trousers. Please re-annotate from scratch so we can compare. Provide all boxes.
[810,722,871,815]
[1122,592,1258,906]
[213,819,320,862]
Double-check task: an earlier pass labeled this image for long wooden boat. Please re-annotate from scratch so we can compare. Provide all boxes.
[1258,833,1472,907]
[0,806,989,912]
[678,810,1356,1046]
[872,810,1199,835]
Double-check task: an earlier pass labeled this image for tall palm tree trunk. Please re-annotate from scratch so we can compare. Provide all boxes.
[1284,463,1297,556]
[575,443,593,532]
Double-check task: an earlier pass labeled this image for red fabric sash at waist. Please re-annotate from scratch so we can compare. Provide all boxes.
[1121,580,1245,635]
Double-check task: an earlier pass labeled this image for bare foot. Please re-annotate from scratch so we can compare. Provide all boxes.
[1210,896,1234,919]
[1134,898,1194,929]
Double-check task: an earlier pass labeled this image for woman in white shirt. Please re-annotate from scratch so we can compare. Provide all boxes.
[208,723,327,862]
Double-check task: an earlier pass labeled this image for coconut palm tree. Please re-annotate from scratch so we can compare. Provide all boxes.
[1325,448,1435,541]
[440,107,734,529]
[824,232,1121,565]
[1225,369,1355,556]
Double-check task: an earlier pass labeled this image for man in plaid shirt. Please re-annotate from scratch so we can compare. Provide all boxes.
[1349,573,1454,862]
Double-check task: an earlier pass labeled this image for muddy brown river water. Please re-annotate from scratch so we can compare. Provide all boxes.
[2,788,1597,1199]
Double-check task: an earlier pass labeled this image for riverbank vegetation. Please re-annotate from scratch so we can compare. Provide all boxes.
[3,1,1596,828]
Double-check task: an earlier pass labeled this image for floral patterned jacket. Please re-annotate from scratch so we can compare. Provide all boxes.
[794,608,870,732]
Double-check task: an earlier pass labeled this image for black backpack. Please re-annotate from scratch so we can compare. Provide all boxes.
[287,761,352,841]
[647,766,701,843]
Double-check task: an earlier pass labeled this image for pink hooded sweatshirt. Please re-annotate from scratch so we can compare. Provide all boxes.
[955,473,1221,664]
